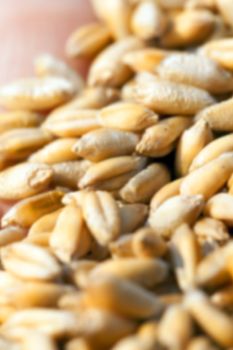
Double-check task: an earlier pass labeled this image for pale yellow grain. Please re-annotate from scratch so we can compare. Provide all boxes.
[181,153,233,199]
[0,77,75,111]
[170,224,201,291]
[98,101,158,132]
[149,194,204,239]
[34,53,83,93]
[0,162,53,200]
[50,205,91,262]
[82,191,120,246]
[79,156,146,189]
[90,0,132,40]
[136,116,192,157]
[1,242,61,281]
[29,138,78,164]
[176,119,213,176]
[73,128,139,162]
[85,273,164,319]
[120,163,170,203]
[66,22,112,58]
[1,188,66,228]
[88,37,144,87]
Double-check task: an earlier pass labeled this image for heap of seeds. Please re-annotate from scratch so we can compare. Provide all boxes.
[1,0,233,349]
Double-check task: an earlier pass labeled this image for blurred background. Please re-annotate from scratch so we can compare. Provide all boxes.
[0,0,95,83]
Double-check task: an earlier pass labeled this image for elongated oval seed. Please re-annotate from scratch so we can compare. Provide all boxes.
[85,274,164,319]
[185,290,233,347]
[132,227,167,258]
[195,243,233,287]
[73,128,139,162]
[52,160,91,189]
[82,191,120,246]
[1,188,66,228]
[91,0,132,40]
[43,107,98,126]
[0,127,53,161]
[29,138,78,164]
[190,133,233,171]
[136,117,192,157]
[158,304,193,349]
[67,86,120,110]
[131,0,168,40]
[176,119,213,176]
[1,242,61,281]
[0,226,26,247]
[79,156,146,188]
[149,195,204,239]
[150,177,183,211]
[43,109,100,137]
[0,162,53,200]
[3,309,79,338]
[86,171,137,192]
[90,258,169,288]
[157,52,233,94]
[50,205,91,263]
[66,22,112,59]
[118,202,148,234]
[196,96,233,132]
[98,102,158,132]
[154,145,181,161]
[123,48,169,73]
[88,37,144,87]
[4,282,70,309]
[201,38,233,71]
[28,209,62,236]
[181,153,233,199]
[170,224,201,291]
[0,111,42,134]
[120,164,170,203]
[34,53,84,93]
[161,9,216,48]
[129,76,215,115]
[0,77,75,111]
[26,233,51,247]
[205,193,233,226]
